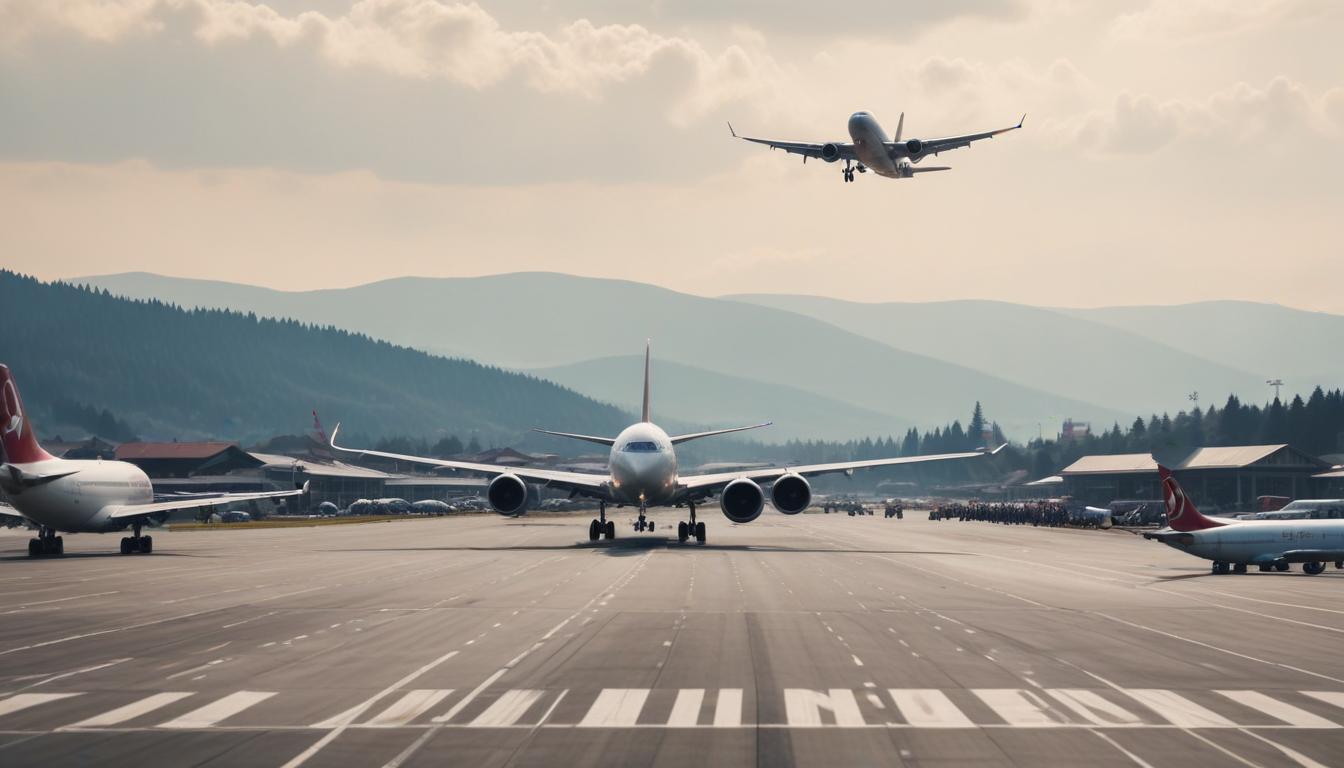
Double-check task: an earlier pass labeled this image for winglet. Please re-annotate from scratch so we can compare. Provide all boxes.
[1017,113,1026,128]
[641,341,652,423]
[894,111,905,142]
[988,442,1008,455]
[727,121,738,138]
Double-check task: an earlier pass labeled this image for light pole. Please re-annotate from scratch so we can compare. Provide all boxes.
[1266,379,1284,401]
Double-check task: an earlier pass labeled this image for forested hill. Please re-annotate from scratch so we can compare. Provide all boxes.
[0,271,631,446]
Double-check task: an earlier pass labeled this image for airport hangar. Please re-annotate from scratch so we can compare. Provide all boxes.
[1056,443,1340,508]
[107,441,490,510]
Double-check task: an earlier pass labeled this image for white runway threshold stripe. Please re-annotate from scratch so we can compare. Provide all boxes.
[8,687,1344,730]
[157,691,276,729]
[65,692,194,728]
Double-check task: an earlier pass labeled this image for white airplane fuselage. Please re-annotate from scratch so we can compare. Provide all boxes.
[1158,518,1344,565]
[848,112,907,179]
[3,458,153,533]
[606,422,678,507]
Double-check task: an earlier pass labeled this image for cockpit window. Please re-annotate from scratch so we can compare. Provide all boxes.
[623,441,661,452]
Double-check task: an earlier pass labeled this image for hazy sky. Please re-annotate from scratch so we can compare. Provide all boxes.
[2,0,1341,310]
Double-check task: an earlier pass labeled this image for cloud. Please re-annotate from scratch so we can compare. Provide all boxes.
[1065,76,1343,154]
[1110,0,1332,41]
[1,0,775,107]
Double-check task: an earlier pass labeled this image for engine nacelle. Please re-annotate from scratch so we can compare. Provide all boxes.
[904,138,924,156]
[720,478,764,523]
[820,143,842,163]
[487,474,529,516]
[770,474,811,515]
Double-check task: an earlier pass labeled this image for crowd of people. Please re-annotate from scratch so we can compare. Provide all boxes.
[930,500,1076,527]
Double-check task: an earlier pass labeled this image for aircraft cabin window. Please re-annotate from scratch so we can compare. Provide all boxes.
[623,441,661,452]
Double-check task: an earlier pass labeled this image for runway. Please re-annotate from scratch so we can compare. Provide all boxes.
[2,512,1343,767]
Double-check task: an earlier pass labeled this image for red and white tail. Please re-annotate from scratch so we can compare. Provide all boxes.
[1158,464,1225,531]
[0,365,53,464]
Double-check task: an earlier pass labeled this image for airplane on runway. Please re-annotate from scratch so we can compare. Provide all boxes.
[728,111,1024,182]
[1143,465,1344,575]
[331,344,1004,544]
[0,365,307,557]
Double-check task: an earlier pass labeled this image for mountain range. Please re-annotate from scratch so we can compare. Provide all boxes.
[76,271,1344,441]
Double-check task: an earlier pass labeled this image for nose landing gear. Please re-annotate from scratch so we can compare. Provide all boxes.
[634,503,654,532]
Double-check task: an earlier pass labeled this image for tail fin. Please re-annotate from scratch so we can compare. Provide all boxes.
[894,111,905,142]
[1158,464,1225,531]
[0,365,53,464]
[641,341,651,423]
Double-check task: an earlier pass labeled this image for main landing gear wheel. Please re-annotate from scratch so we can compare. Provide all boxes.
[1232,563,1247,574]
[28,527,64,557]
[591,502,614,541]
[1275,562,1290,572]
[1303,561,1326,575]
[678,521,689,543]
[695,521,706,544]
[119,523,153,554]
[1212,562,1230,575]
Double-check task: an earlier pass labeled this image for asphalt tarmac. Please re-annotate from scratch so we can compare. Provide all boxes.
[2,511,1343,767]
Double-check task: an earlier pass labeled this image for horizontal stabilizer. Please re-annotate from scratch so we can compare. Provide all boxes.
[911,166,951,174]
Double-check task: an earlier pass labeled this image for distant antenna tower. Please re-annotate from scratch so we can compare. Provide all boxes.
[1187,391,1199,407]
[1267,379,1284,401]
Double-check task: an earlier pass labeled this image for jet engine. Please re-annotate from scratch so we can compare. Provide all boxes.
[820,143,842,163]
[904,138,924,156]
[720,478,764,523]
[487,474,529,516]
[770,474,811,515]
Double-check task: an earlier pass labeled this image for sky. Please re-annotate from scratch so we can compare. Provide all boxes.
[2,0,1342,311]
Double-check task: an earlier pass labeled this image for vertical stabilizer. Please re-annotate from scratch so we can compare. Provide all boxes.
[894,112,905,142]
[0,365,53,464]
[1158,464,1226,531]
[641,341,651,423]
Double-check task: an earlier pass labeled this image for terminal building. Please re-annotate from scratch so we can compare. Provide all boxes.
[1059,443,1332,509]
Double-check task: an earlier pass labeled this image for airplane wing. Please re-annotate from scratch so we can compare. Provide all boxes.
[330,425,612,498]
[892,115,1025,156]
[728,124,856,161]
[677,445,1005,498]
[669,422,772,445]
[1277,548,1344,563]
[103,483,310,520]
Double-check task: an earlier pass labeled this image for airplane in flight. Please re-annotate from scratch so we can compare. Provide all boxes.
[1143,465,1344,575]
[332,345,1004,543]
[729,111,1024,182]
[0,365,306,557]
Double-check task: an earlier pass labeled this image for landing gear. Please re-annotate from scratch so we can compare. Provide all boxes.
[27,527,63,558]
[1303,561,1326,575]
[842,160,854,183]
[677,503,706,544]
[590,502,615,541]
[634,504,652,532]
[1275,562,1290,572]
[1212,561,1230,575]
[119,522,153,555]
[1232,563,1247,574]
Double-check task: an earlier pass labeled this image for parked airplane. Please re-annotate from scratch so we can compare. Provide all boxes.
[0,365,306,557]
[332,345,1004,543]
[1143,465,1344,575]
[729,111,1024,182]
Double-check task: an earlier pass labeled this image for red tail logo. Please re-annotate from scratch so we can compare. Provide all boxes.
[0,365,53,464]
[1158,464,1224,531]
